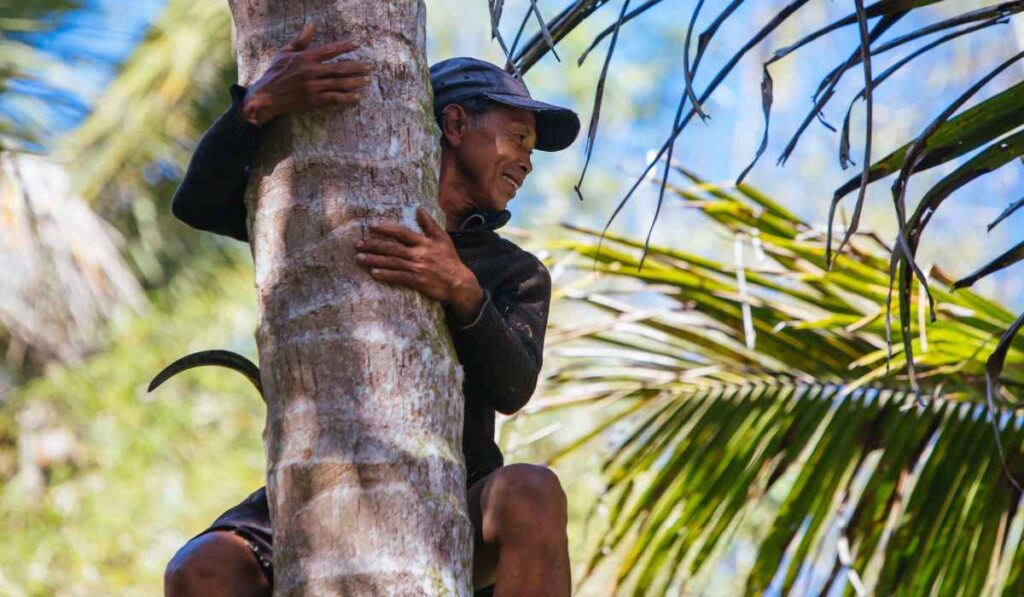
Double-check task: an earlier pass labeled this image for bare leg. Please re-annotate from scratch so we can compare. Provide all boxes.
[165,531,271,597]
[467,464,571,597]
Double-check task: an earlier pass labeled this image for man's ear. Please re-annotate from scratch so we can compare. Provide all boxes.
[441,104,469,147]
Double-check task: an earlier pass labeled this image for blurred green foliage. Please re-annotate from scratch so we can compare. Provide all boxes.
[0,256,263,594]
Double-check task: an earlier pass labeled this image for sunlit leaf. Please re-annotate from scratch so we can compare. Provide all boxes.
[540,177,1023,593]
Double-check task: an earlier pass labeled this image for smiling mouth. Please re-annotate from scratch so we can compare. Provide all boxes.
[502,174,522,190]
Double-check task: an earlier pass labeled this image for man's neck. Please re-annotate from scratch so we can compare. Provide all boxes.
[438,157,481,232]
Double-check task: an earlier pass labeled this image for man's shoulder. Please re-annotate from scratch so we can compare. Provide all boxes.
[457,233,550,299]
[492,239,551,307]
[496,237,550,283]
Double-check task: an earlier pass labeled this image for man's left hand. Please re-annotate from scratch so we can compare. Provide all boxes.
[356,206,484,324]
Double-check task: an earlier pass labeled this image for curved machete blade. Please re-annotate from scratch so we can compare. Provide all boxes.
[148,350,263,398]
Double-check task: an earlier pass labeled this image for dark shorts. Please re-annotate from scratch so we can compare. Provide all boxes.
[195,468,496,589]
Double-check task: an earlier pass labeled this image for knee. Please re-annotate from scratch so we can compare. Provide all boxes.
[165,531,267,596]
[484,464,567,538]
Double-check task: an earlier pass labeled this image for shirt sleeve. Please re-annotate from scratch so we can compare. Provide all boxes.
[448,256,551,415]
[170,84,265,242]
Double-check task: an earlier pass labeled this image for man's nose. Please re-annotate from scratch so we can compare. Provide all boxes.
[519,154,533,176]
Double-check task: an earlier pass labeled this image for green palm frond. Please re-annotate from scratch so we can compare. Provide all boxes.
[575,381,1024,595]
[544,168,1021,404]
[535,174,1023,594]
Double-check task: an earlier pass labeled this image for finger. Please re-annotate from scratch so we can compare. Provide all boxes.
[311,61,372,78]
[415,206,445,238]
[356,253,416,272]
[309,40,361,62]
[309,77,371,94]
[355,238,413,259]
[369,223,425,246]
[283,21,316,52]
[369,268,422,290]
[311,92,363,107]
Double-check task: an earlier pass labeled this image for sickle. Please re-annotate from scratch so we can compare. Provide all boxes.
[148,350,263,400]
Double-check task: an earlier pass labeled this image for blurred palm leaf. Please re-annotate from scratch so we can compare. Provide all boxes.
[2,0,234,381]
[533,173,1024,594]
[58,0,240,288]
[60,0,233,202]
[0,1,155,387]
[0,152,145,376]
[0,0,82,150]
[499,0,1024,396]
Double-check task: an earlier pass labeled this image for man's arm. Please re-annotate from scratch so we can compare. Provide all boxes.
[449,258,550,415]
[354,208,550,415]
[170,21,371,242]
[170,85,261,242]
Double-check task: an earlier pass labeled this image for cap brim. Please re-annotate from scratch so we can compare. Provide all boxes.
[482,92,581,152]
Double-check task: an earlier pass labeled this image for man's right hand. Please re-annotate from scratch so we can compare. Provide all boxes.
[241,21,372,126]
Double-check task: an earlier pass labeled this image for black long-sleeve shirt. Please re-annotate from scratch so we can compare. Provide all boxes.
[171,85,550,477]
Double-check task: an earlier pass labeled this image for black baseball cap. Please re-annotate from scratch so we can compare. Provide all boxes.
[430,57,580,152]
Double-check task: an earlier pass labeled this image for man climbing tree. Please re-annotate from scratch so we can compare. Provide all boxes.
[161,3,579,595]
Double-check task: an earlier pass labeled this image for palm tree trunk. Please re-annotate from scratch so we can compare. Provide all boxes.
[227,2,472,594]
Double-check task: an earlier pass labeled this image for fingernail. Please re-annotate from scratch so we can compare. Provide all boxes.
[356,253,365,262]
[355,240,364,247]
[371,269,380,275]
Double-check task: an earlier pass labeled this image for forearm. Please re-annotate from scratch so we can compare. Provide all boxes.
[170,85,263,241]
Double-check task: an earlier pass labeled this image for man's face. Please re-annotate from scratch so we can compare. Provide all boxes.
[453,104,537,211]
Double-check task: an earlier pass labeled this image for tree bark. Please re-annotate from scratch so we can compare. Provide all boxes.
[227,2,472,594]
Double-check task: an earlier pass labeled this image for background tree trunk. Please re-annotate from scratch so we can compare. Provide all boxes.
[226,1,472,594]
